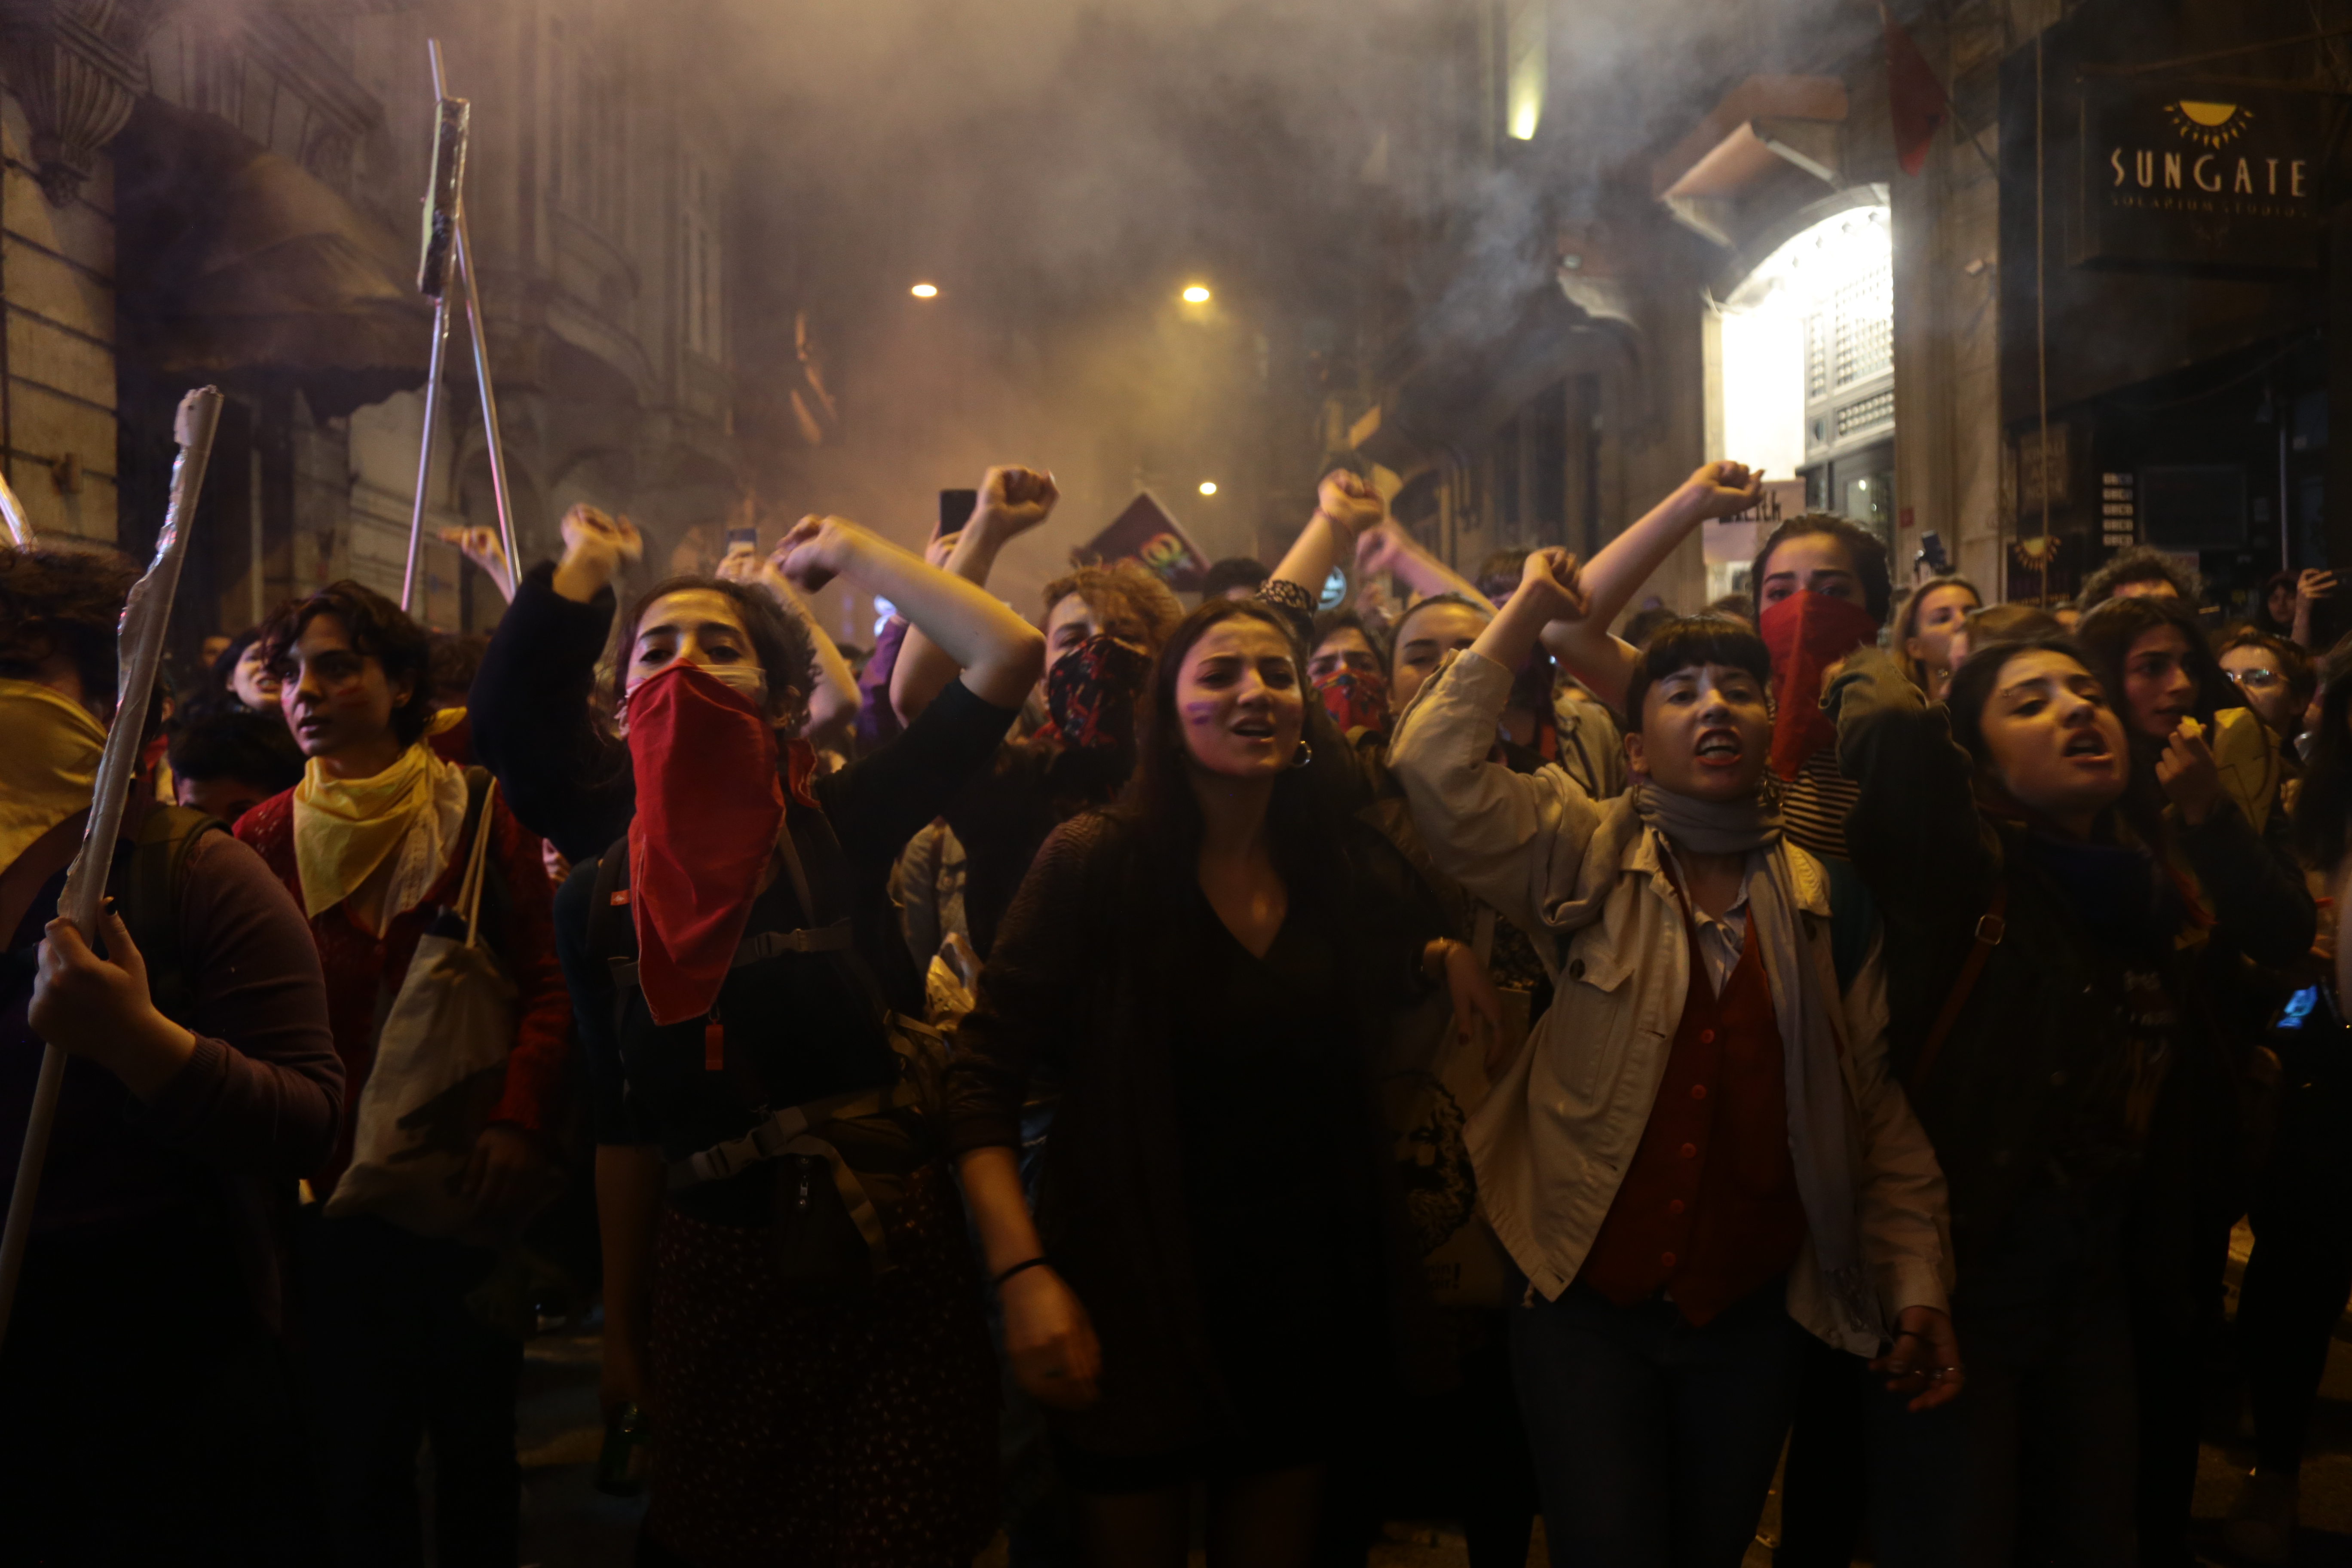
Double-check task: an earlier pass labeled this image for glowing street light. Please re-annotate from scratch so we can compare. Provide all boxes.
[1198,481,1218,496]
[910,282,939,299]
[1180,284,1211,304]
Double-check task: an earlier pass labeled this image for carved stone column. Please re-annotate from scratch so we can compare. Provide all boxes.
[0,1,163,205]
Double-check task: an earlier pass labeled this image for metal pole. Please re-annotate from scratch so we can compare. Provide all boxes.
[453,229,518,594]
[0,388,224,1348]
[400,294,453,612]
[430,41,518,595]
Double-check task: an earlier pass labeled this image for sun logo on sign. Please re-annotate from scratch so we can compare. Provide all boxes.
[2165,99,2252,148]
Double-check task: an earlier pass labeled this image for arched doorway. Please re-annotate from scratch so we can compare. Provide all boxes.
[1709,200,1895,597]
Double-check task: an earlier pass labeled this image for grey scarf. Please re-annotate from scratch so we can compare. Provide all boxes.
[1635,781,1874,1335]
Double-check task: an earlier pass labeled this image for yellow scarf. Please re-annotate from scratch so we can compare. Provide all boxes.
[0,677,106,872]
[291,725,469,920]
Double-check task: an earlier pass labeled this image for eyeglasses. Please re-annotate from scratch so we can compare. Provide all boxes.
[2228,667,2282,689]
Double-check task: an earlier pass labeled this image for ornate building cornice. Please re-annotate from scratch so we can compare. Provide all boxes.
[0,0,164,205]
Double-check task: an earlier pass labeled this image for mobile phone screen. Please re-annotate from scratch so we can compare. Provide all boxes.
[938,489,978,540]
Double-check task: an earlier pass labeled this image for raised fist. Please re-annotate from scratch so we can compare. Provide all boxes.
[977,467,1059,539]
[1315,470,1384,544]
[1513,547,1591,625]
[775,514,876,594]
[1685,462,1766,521]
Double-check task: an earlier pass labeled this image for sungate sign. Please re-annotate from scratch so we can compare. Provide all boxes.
[2076,79,2321,274]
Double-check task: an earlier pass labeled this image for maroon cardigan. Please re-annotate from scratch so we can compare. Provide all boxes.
[236,778,573,1195]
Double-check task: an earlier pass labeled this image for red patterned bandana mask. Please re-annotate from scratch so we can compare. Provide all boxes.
[1314,668,1392,736]
[624,664,793,1026]
[1759,589,1880,780]
[1042,634,1149,753]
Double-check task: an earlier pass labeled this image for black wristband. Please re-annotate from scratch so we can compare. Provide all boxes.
[993,1256,1051,1289]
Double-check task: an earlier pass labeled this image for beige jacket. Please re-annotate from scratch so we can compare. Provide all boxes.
[1387,650,1951,1354]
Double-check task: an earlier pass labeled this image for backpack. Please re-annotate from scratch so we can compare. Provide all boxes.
[582,823,952,1301]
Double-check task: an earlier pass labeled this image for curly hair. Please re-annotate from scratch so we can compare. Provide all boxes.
[1041,562,1184,655]
[259,580,438,748]
[612,576,816,737]
[1752,513,1894,626]
[0,546,141,705]
[2078,546,2200,612]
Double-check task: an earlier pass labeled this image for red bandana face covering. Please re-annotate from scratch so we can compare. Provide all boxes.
[1758,589,1881,781]
[1314,668,1392,736]
[625,664,790,1026]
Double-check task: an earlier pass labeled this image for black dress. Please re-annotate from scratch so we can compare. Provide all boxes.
[949,810,1447,1483]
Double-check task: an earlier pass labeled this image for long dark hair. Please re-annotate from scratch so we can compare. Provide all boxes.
[2074,594,2231,741]
[2295,637,2352,871]
[1116,599,1351,911]
[2074,595,2232,850]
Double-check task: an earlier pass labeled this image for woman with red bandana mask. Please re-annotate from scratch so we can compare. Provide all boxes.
[951,595,1501,1565]
[1540,471,1887,861]
[1308,610,1393,738]
[469,504,1044,1568]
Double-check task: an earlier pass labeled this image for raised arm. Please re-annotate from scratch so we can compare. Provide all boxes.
[1540,463,1764,710]
[717,545,860,734]
[472,505,644,860]
[1267,471,1386,607]
[779,514,1046,712]
[892,467,1059,726]
[1389,550,1604,939]
[1357,519,1494,611]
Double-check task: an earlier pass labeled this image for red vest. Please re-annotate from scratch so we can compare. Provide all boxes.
[1579,913,1808,1324]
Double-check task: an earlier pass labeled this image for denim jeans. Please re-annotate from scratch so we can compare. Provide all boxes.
[1510,1279,1807,1568]
[293,1210,522,1568]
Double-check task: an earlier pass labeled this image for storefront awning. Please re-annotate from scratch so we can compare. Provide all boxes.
[114,99,432,417]
[1651,75,1847,248]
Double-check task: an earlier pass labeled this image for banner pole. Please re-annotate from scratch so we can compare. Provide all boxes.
[0,387,223,1348]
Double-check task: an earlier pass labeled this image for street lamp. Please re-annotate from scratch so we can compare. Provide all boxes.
[910,282,939,299]
[1198,481,1218,496]
[1180,284,1211,304]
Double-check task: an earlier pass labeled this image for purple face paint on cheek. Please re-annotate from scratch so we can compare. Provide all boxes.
[1180,698,1221,726]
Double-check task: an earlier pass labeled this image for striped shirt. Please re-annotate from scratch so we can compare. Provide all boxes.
[1782,747,1859,863]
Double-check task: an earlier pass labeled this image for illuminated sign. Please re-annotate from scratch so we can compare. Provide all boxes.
[2076,80,2321,274]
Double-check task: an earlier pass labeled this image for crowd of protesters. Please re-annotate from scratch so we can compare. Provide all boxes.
[4,458,2352,1568]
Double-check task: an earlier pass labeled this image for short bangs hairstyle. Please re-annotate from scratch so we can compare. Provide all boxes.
[1621,617,1774,724]
[1752,512,1894,626]
[260,579,436,747]
[614,574,816,732]
[1040,561,1184,655]
[1945,634,2100,769]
